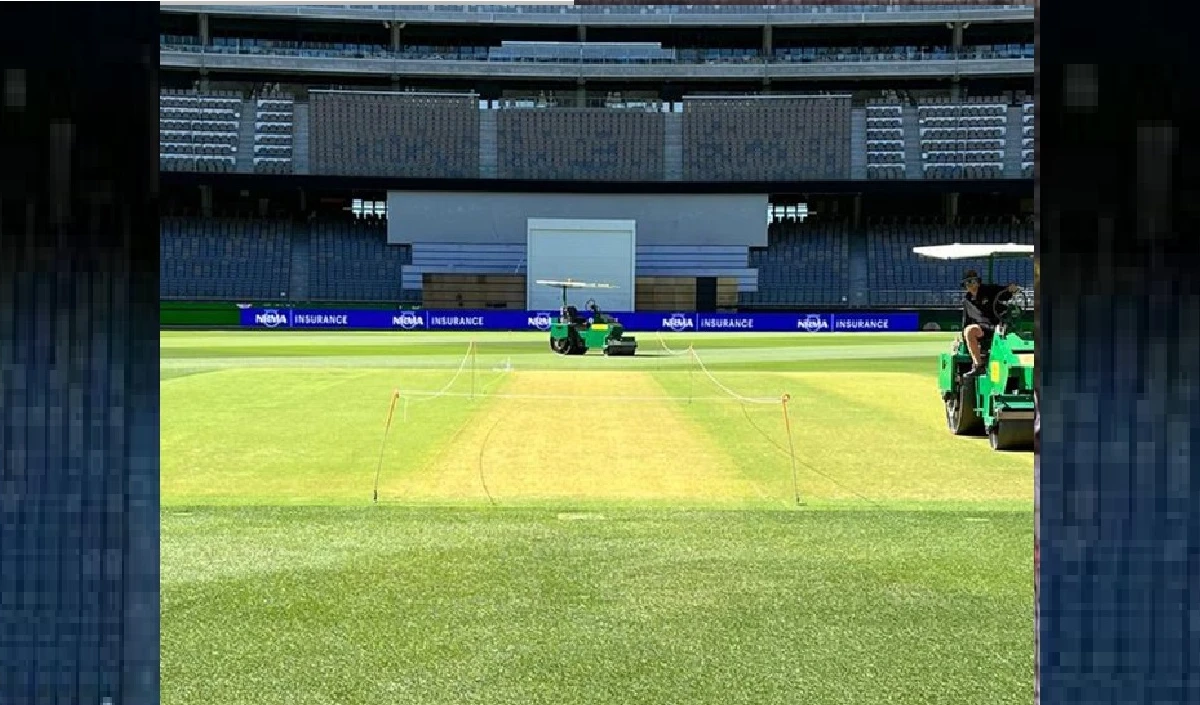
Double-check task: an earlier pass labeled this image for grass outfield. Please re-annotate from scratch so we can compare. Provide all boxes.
[161,331,1033,705]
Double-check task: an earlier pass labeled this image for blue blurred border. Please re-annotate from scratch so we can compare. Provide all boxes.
[0,5,160,704]
[1039,2,1200,703]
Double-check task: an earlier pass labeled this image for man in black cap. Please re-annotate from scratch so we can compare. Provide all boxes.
[960,269,1021,377]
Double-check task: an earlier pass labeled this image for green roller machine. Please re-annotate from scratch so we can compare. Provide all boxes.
[915,243,1035,451]
[537,279,638,356]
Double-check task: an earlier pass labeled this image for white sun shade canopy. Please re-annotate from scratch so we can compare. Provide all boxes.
[535,279,619,289]
[912,243,1035,260]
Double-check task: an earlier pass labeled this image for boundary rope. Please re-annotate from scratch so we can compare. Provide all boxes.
[389,390,775,403]
[400,342,475,407]
[687,348,780,405]
[656,332,692,356]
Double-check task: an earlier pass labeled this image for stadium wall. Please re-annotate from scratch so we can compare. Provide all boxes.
[159,301,962,331]
[385,192,768,247]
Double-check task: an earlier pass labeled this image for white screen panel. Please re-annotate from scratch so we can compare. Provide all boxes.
[526,218,635,311]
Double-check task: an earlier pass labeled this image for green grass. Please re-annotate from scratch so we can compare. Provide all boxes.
[161,330,1033,705]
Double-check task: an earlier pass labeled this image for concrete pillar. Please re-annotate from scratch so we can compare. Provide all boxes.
[199,185,212,218]
[391,75,401,91]
[950,77,961,102]
[199,14,210,45]
[763,25,772,57]
[951,22,963,48]
[578,25,586,43]
[853,193,862,228]
[391,24,401,52]
[198,71,210,92]
[576,80,586,108]
[945,192,959,223]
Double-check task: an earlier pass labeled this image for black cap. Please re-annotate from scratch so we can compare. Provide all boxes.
[961,269,981,285]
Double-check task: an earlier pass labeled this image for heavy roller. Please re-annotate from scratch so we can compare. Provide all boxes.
[537,279,638,356]
[915,244,1035,451]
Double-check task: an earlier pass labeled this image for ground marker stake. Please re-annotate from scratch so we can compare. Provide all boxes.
[372,389,401,504]
[781,393,802,506]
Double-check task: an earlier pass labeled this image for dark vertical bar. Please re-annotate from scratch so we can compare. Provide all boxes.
[1039,1,1200,704]
[0,5,159,705]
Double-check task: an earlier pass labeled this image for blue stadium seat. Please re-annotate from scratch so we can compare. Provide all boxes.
[160,217,293,300]
[307,219,410,302]
[738,221,850,307]
[863,221,1034,307]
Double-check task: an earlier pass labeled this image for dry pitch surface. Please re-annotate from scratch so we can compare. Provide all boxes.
[398,371,763,503]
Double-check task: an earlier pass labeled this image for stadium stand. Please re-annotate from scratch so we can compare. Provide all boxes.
[309,91,480,178]
[864,219,1034,306]
[159,90,240,173]
[160,217,292,299]
[156,91,1037,181]
[496,107,666,181]
[307,217,411,302]
[254,91,295,175]
[865,98,906,180]
[683,96,851,181]
[919,96,1008,179]
[741,221,851,307]
[157,213,1033,309]
[161,35,1032,65]
[156,3,1032,310]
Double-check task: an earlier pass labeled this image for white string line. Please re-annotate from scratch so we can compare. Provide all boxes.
[393,344,780,404]
[688,348,781,405]
[656,332,691,356]
[389,389,778,403]
[400,343,475,407]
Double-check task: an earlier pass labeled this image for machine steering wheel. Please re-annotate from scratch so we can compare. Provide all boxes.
[993,288,1032,324]
[585,298,598,310]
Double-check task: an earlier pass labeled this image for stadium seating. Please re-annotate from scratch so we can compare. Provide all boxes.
[159,90,240,173]
[159,213,1035,310]
[772,44,1030,63]
[740,221,851,307]
[683,97,851,181]
[157,86,1028,181]
[865,98,906,180]
[918,96,1008,179]
[160,217,292,299]
[309,92,480,178]
[254,92,295,175]
[496,107,665,181]
[161,34,1032,65]
[307,218,411,302]
[863,219,1034,307]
